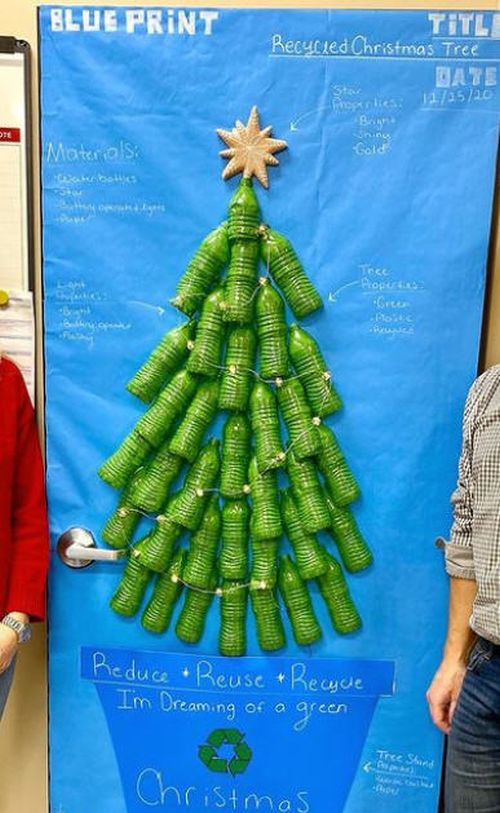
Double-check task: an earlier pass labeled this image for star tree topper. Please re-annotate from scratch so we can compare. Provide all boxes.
[217,106,288,189]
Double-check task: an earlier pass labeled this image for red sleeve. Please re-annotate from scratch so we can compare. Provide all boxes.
[6,369,50,621]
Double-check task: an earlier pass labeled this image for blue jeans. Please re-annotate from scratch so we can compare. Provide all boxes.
[0,658,16,721]
[446,637,500,812]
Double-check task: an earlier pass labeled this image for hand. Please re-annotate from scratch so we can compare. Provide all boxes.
[427,659,467,734]
[0,624,18,674]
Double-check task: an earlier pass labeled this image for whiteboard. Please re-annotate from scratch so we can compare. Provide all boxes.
[0,39,32,291]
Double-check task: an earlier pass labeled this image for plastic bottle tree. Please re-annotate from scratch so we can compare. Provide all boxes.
[99,107,373,656]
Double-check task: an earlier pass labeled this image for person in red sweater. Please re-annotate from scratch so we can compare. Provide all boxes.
[0,356,49,719]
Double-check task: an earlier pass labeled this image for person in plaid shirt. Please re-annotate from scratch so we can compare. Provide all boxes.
[427,365,500,810]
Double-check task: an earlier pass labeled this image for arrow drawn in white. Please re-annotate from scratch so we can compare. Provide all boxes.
[328,280,361,303]
[130,300,165,316]
[289,104,332,131]
[363,762,433,783]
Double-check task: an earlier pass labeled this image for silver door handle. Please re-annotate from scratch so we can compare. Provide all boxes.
[57,528,127,569]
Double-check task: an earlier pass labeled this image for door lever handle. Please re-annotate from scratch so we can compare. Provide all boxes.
[57,527,127,569]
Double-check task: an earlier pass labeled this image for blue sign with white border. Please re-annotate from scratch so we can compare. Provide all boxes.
[39,7,499,812]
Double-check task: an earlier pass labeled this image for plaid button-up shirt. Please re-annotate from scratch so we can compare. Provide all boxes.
[445,365,500,644]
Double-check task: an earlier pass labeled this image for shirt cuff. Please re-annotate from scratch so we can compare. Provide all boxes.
[6,589,46,622]
[444,541,476,580]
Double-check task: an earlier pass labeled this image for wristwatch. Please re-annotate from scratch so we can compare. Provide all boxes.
[1,615,32,644]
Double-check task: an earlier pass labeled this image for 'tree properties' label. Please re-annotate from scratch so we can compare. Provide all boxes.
[329,263,426,339]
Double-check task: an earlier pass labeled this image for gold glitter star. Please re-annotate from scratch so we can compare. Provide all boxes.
[216,106,288,189]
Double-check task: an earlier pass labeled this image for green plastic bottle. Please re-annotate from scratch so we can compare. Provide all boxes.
[281,489,327,579]
[127,320,195,403]
[171,222,230,316]
[288,323,342,417]
[171,440,220,531]
[183,495,221,589]
[317,424,360,507]
[141,549,185,633]
[251,588,286,652]
[323,489,373,573]
[278,555,322,646]
[227,178,261,242]
[260,228,322,318]
[110,537,153,617]
[317,553,361,634]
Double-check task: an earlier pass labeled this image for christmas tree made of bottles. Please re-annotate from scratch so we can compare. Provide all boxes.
[98,107,373,656]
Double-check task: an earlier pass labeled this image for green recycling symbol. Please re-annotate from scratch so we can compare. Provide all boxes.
[198,728,253,776]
